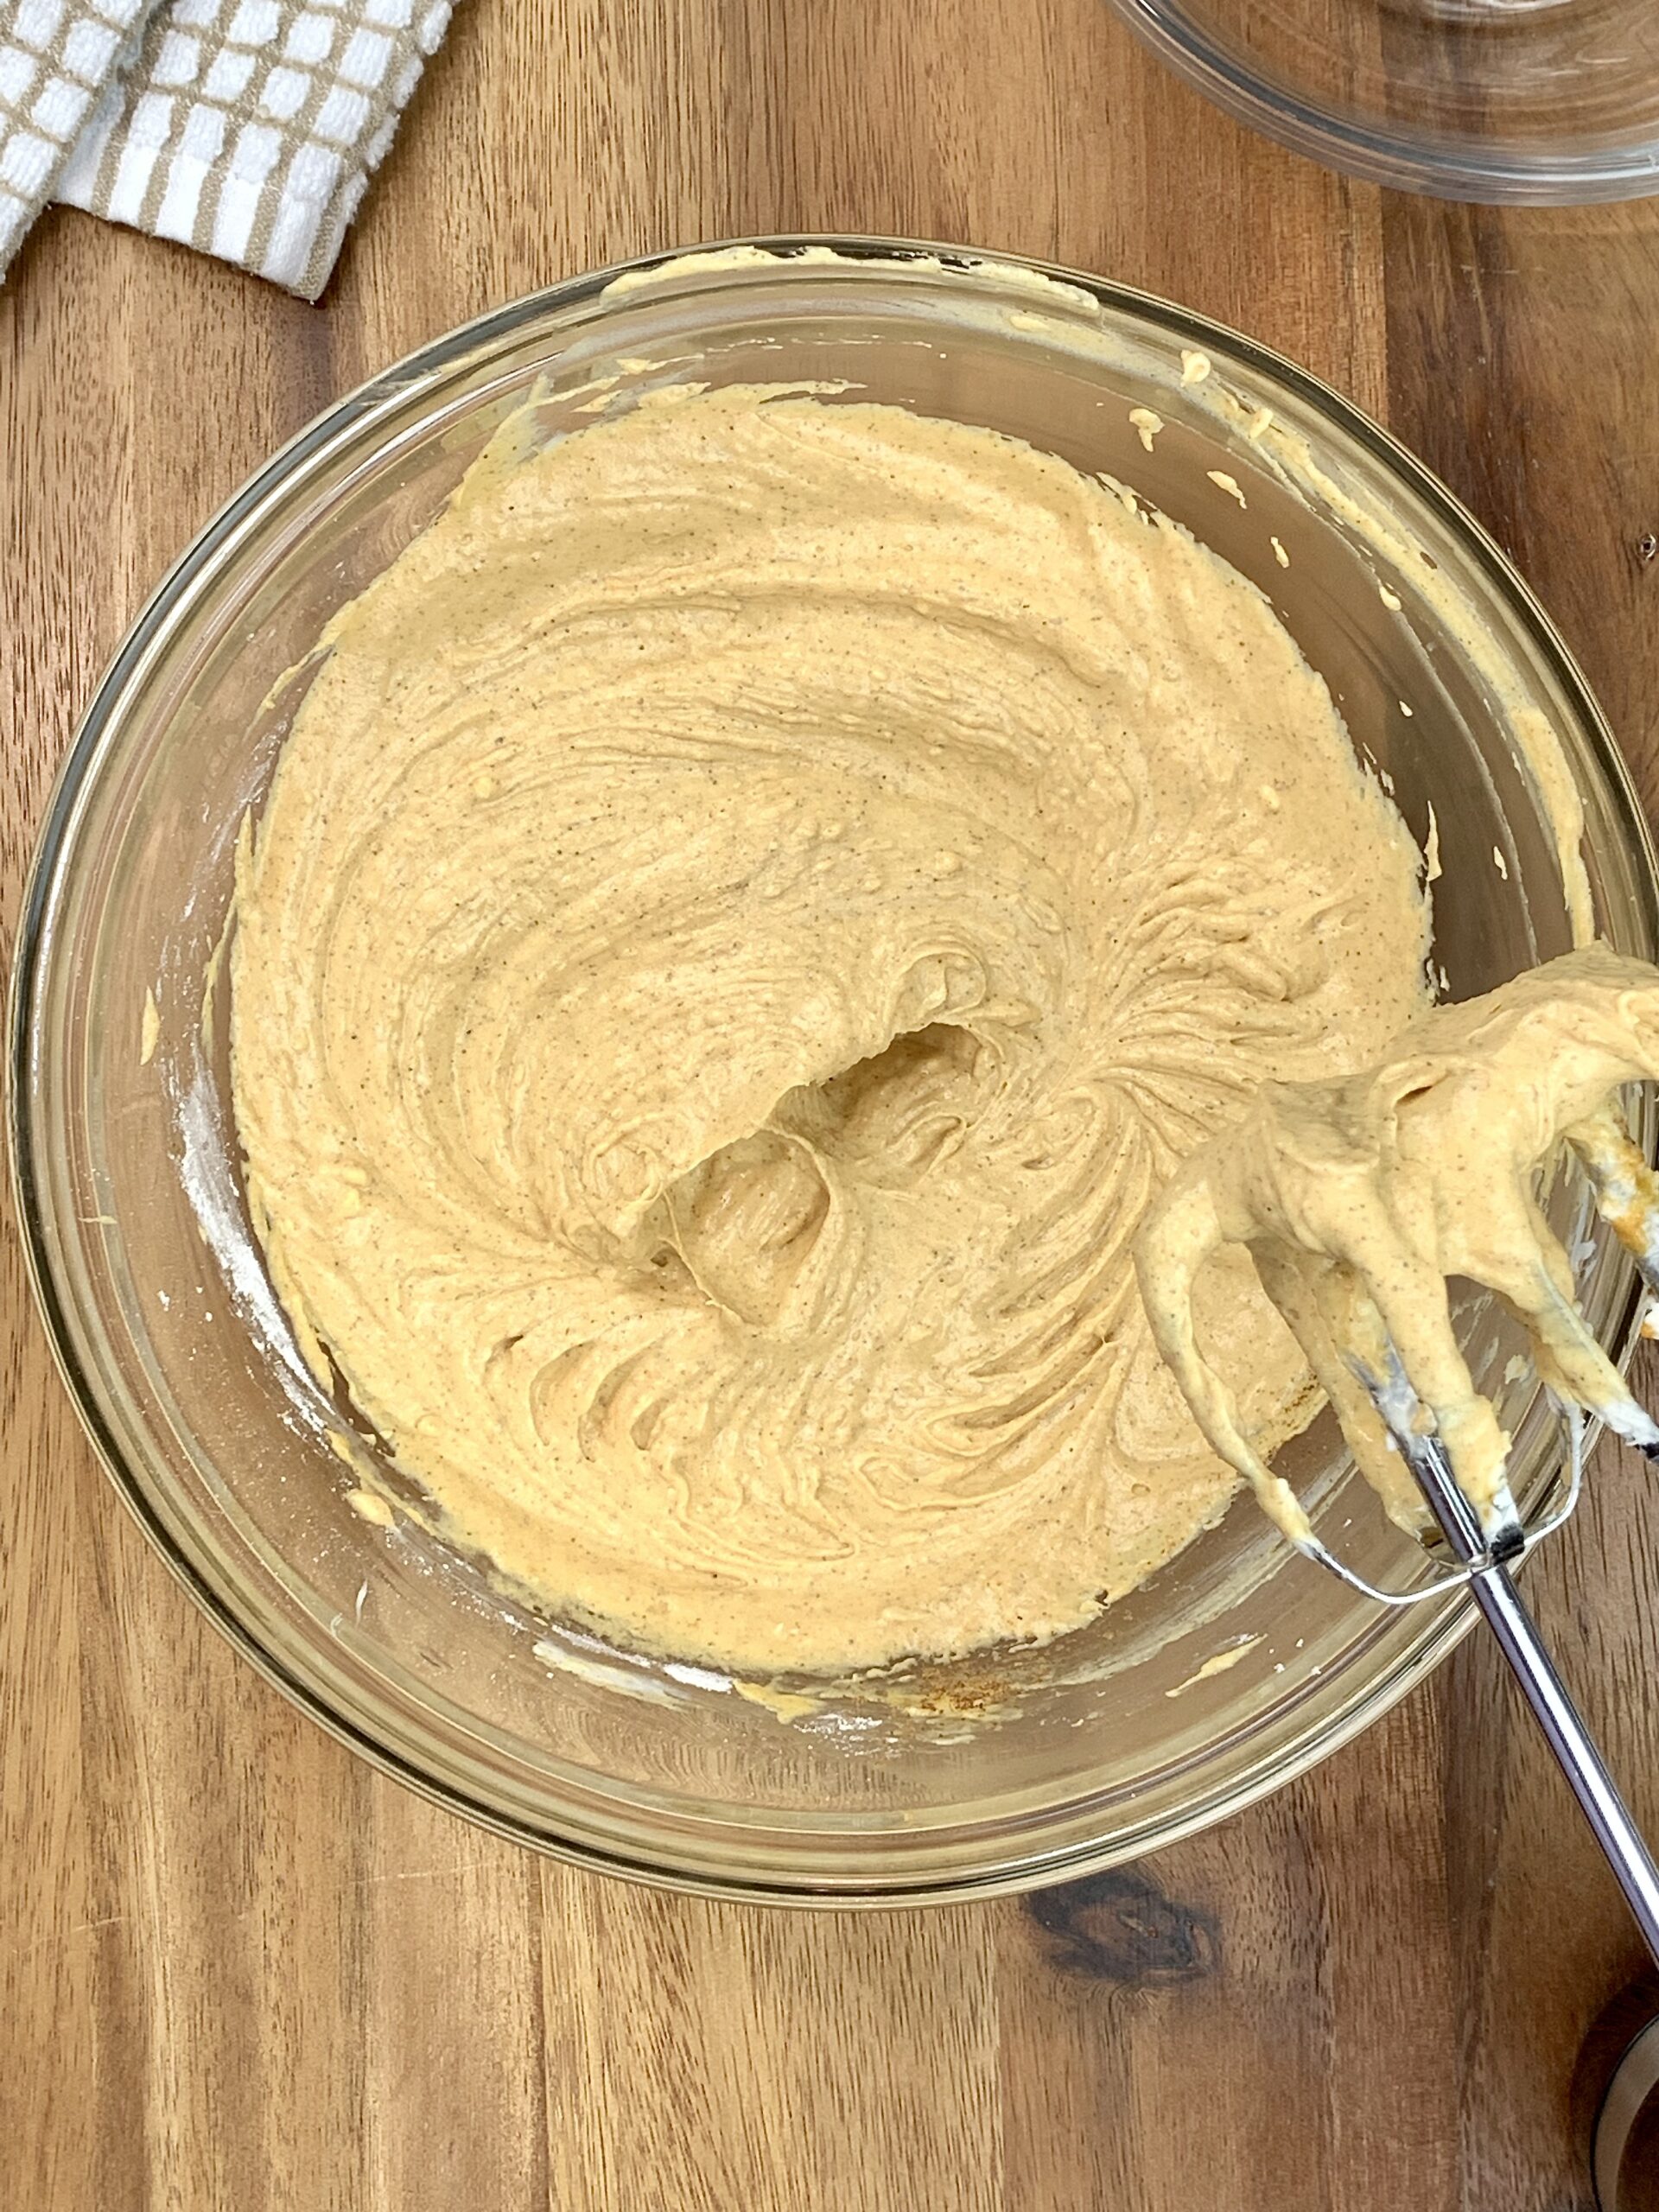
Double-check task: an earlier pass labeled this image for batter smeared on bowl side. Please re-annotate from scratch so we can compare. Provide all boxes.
[231,384,1429,1674]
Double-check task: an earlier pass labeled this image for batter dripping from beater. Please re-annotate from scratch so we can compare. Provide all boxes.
[1136,946,1659,1556]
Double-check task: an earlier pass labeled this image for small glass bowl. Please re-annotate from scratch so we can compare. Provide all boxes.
[11,238,1659,1903]
[1103,0,1659,204]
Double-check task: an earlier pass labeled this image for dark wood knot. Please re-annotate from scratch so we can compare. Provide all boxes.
[1026,1866,1219,1986]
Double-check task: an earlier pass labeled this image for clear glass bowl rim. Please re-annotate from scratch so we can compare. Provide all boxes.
[1102,0,1659,206]
[10,233,1659,1905]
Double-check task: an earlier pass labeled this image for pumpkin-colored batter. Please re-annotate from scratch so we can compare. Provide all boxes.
[1135,946,1659,1553]
[231,384,1429,1674]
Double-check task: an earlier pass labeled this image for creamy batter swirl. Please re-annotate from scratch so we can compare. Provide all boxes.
[232,385,1429,1673]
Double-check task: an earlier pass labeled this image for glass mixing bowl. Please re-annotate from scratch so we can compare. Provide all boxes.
[1103,0,1659,204]
[12,238,1659,1904]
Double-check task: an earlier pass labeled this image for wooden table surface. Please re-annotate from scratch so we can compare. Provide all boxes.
[7,3,1659,2205]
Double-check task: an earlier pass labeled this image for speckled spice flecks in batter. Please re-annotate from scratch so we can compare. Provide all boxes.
[231,384,1429,1675]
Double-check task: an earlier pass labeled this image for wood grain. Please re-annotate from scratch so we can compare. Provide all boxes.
[4,2,1659,2203]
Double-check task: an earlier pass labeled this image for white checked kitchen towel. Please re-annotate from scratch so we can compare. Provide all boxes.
[0,0,454,297]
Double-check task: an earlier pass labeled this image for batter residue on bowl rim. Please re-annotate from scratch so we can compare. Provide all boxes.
[230,376,1431,1676]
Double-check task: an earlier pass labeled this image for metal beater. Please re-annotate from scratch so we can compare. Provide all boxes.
[1347,1101,1659,1961]
[1138,1020,1659,1964]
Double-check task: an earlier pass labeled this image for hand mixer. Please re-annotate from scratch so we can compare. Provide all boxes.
[1135,949,1659,1964]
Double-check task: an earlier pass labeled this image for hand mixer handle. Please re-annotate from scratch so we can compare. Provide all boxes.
[1411,1433,1659,1967]
[1466,1559,1659,1965]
